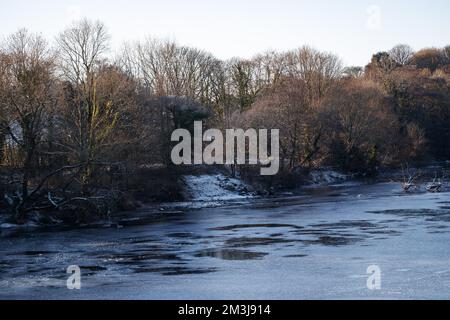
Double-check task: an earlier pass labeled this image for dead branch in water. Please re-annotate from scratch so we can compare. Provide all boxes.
[426,171,445,193]
[401,163,421,192]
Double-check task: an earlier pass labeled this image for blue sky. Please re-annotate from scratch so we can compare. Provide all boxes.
[0,0,449,66]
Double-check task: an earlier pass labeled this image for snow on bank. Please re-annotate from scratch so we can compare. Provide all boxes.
[0,221,39,230]
[307,170,350,186]
[183,174,253,202]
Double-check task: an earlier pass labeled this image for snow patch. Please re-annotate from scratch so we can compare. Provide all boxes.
[183,174,253,202]
[0,222,39,229]
[308,170,349,186]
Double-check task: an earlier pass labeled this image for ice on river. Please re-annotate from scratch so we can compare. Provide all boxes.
[1,181,450,299]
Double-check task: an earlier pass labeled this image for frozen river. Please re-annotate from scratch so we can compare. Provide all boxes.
[1,181,450,299]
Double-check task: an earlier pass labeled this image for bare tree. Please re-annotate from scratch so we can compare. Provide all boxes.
[57,19,109,84]
[321,79,400,173]
[411,48,446,72]
[56,19,117,193]
[245,78,322,171]
[0,29,56,221]
[128,38,219,102]
[284,46,343,102]
[389,44,414,66]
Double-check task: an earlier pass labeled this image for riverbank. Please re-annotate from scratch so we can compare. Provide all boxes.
[1,162,449,230]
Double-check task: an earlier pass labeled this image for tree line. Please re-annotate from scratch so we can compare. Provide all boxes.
[1,19,449,222]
